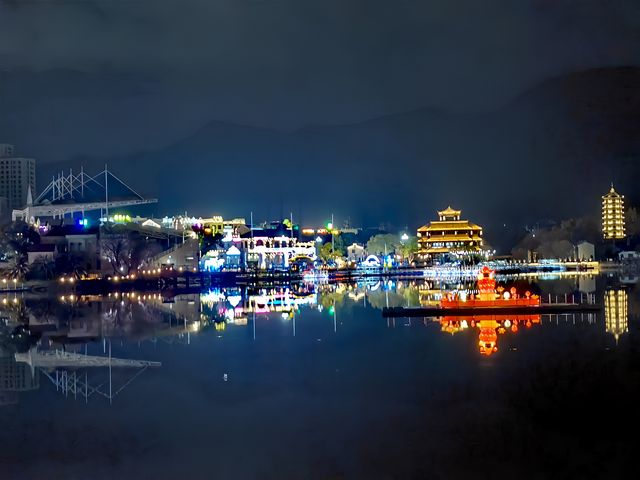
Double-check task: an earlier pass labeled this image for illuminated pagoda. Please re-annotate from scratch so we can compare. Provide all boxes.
[602,184,625,240]
[416,206,483,259]
[604,289,628,344]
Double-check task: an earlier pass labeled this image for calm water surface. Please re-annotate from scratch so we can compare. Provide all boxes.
[1,274,638,479]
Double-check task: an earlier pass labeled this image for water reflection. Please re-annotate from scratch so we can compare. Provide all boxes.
[0,356,39,406]
[605,288,628,343]
[0,275,634,408]
[437,314,542,356]
[0,328,160,406]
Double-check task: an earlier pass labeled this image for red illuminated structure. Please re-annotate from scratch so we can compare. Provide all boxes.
[440,266,540,309]
[440,314,542,356]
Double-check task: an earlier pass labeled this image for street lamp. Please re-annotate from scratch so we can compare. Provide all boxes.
[327,213,334,251]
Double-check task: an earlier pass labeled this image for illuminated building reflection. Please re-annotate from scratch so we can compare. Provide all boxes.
[604,289,628,343]
[2,278,622,367]
[440,315,541,356]
[0,355,40,406]
[200,284,317,326]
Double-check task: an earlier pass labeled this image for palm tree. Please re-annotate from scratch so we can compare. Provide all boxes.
[70,259,87,280]
[55,253,88,279]
[30,256,55,280]
[8,255,29,281]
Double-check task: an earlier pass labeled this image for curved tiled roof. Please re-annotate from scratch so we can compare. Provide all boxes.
[437,206,461,216]
[417,220,482,232]
[602,184,623,199]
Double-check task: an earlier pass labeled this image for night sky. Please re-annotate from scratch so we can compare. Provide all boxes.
[1,1,639,242]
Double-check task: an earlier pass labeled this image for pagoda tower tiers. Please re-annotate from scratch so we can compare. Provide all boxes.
[604,289,628,344]
[416,206,483,259]
[602,184,626,240]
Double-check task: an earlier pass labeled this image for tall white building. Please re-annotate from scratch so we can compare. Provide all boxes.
[0,144,36,215]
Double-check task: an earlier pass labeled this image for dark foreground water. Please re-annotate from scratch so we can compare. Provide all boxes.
[0,274,638,479]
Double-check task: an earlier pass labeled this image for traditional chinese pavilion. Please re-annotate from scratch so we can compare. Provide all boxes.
[416,206,483,259]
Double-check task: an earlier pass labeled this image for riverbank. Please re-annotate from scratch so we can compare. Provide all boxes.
[38,260,604,295]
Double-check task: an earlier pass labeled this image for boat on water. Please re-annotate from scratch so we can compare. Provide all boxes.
[440,266,540,309]
[382,266,601,318]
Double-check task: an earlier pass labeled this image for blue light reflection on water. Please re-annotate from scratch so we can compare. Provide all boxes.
[0,274,636,479]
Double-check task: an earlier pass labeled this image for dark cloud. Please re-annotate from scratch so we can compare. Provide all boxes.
[0,0,639,235]
[1,0,639,129]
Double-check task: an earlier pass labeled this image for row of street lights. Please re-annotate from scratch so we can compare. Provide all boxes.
[1,278,20,290]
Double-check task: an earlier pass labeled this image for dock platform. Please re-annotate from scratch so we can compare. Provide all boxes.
[382,303,602,318]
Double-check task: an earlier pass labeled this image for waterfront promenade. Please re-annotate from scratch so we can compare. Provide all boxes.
[44,259,604,295]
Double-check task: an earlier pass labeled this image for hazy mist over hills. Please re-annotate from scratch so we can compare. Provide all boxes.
[1,66,639,250]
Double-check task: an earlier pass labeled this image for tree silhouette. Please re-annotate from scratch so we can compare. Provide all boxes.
[30,256,55,280]
[7,255,29,280]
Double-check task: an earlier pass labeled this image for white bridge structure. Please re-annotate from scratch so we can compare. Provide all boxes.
[15,346,161,403]
[12,165,157,222]
[15,349,161,370]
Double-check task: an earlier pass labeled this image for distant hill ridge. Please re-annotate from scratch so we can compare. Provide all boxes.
[18,66,640,244]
